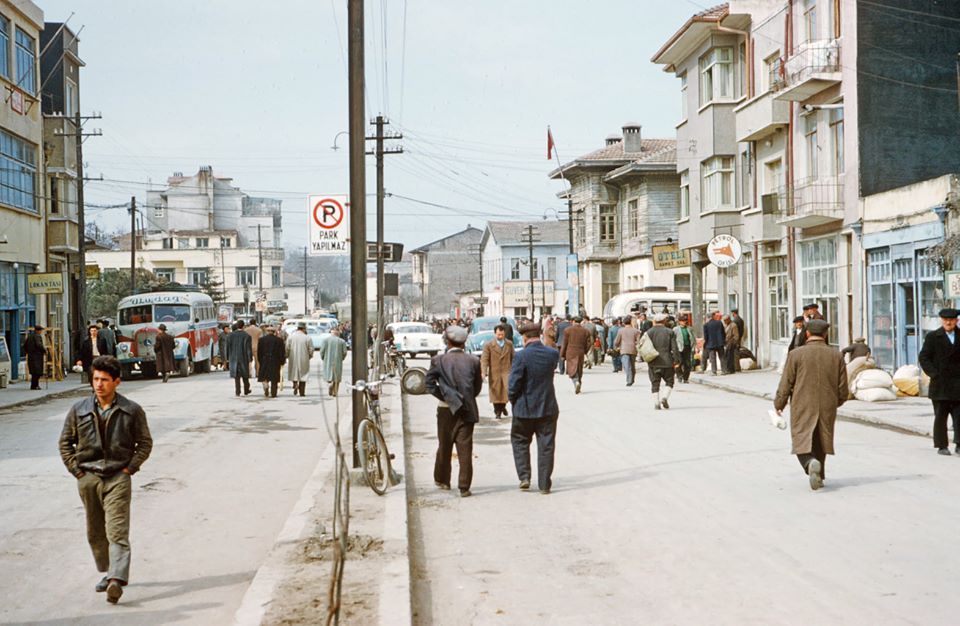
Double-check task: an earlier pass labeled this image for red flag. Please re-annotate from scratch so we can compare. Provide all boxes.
[547,127,555,160]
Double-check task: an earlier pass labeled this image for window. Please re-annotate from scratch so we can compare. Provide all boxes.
[830,107,844,175]
[626,199,639,239]
[65,80,77,117]
[220,237,232,248]
[673,274,691,292]
[50,178,59,214]
[155,304,191,322]
[0,129,37,212]
[272,266,281,287]
[739,42,747,97]
[699,47,733,106]
[153,206,164,219]
[530,257,539,279]
[0,15,9,79]
[514,306,527,318]
[177,237,189,248]
[155,268,175,283]
[804,113,818,180]
[764,158,783,195]
[680,71,688,120]
[766,256,790,340]
[15,27,35,95]
[800,237,839,343]
[120,305,152,325]
[236,267,257,286]
[161,237,173,249]
[739,149,752,207]
[803,0,818,44]
[510,258,521,280]
[195,237,209,248]
[547,257,556,281]
[701,156,734,210]
[764,51,782,92]
[599,204,617,243]
[680,170,690,219]
[187,268,208,285]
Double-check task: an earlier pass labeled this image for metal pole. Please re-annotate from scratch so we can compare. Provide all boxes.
[527,226,535,319]
[375,115,385,373]
[11,263,19,380]
[257,224,263,324]
[478,245,484,317]
[303,246,308,316]
[348,0,368,468]
[129,196,136,296]
[220,236,226,304]
[75,111,87,336]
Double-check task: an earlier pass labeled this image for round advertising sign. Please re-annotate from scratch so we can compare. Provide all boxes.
[707,234,742,268]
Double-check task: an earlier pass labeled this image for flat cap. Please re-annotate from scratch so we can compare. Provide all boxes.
[938,307,958,318]
[653,313,668,323]
[519,322,541,336]
[793,316,805,323]
[158,323,167,331]
[297,321,307,328]
[806,319,830,335]
[444,325,468,343]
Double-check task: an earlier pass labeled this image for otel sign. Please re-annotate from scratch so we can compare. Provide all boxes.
[707,234,742,268]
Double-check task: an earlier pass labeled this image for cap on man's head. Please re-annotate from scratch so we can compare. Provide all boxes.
[34,324,44,331]
[793,316,805,324]
[297,321,307,329]
[444,325,468,344]
[804,303,819,309]
[653,313,668,323]
[802,304,812,311]
[573,316,583,323]
[806,319,830,336]
[158,323,167,331]
[519,322,541,337]
[938,307,959,319]
[730,308,739,314]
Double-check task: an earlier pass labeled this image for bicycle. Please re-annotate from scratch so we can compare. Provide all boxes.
[382,342,406,378]
[345,378,393,495]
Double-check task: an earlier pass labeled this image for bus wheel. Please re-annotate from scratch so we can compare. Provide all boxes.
[141,362,157,379]
[179,353,191,377]
[195,359,210,374]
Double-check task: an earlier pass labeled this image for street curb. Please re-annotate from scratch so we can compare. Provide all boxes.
[0,384,89,413]
[689,373,930,438]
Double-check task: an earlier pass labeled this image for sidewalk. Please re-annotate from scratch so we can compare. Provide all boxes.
[0,373,88,412]
[688,368,936,438]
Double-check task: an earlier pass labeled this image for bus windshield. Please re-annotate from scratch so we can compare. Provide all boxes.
[120,305,152,325]
[154,304,191,323]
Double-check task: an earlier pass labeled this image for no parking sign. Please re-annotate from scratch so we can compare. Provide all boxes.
[308,195,350,256]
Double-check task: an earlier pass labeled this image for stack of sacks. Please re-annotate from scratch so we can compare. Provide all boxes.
[846,356,877,399]
[739,357,757,370]
[853,368,898,402]
[892,364,922,397]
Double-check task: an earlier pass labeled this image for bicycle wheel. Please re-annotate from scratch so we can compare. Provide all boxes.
[357,419,391,495]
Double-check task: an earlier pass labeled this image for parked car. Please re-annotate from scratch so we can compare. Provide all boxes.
[388,322,444,358]
[465,316,522,356]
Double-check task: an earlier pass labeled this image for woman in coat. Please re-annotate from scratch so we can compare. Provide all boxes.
[481,325,515,418]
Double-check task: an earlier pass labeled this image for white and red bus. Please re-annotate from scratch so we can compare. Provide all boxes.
[114,288,219,379]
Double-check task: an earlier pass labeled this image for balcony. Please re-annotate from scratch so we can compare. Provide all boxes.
[46,216,80,253]
[774,39,841,102]
[735,91,789,142]
[777,180,844,228]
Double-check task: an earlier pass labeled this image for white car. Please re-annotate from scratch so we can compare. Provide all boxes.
[388,322,444,359]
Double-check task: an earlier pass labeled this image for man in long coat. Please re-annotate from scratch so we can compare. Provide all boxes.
[23,324,47,390]
[559,316,591,395]
[286,322,314,397]
[319,328,348,397]
[155,324,176,383]
[646,314,680,410]
[555,316,571,374]
[702,311,725,375]
[481,324,515,418]
[774,319,847,491]
[227,320,253,396]
[244,321,263,377]
[722,315,740,375]
[257,325,286,398]
[918,307,960,455]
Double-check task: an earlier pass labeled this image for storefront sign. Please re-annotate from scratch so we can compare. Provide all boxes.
[707,234,742,268]
[652,243,690,270]
[503,280,554,308]
[85,265,101,280]
[27,272,64,295]
[946,270,960,299]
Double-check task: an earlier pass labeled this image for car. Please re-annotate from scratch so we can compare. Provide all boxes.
[465,316,523,356]
[282,318,339,349]
[388,322,444,358]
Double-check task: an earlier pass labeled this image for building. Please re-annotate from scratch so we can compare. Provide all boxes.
[653,1,960,368]
[410,226,482,319]
[87,168,285,317]
[479,220,570,319]
[548,123,705,317]
[0,0,45,380]
[40,20,83,367]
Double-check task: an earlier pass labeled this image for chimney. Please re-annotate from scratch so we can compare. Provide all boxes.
[604,134,621,147]
[622,123,642,153]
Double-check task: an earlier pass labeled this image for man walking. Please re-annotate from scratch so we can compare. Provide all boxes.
[77,324,109,388]
[672,315,695,383]
[774,319,847,491]
[319,327,348,397]
[23,324,46,390]
[98,320,117,358]
[646,314,680,410]
[581,317,596,369]
[155,324,176,383]
[58,355,153,604]
[722,314,740,375]
[498,316,514,342]
[286,321,314,397]
[559,316,591,394]
[244,321,263,378]
[555,316,571,374]
[731,309,746,371]
[918,308,960,455]
[702,311,725,375]
[607,318,622,373]
[227,320,253,396]
[257,325,286,398]
[508,322,560,494]
[425,326,482,497]
[481,324,515,418]
[614,316,641,386]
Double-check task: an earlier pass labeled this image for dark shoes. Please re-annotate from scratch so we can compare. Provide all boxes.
[661,399,670,410]
[434,481,450,490]
[575,381,582,394]
[539,488,551,495]
[95,576,109,592]
[807,459,824,491]
[106,579,123,604]
[938,447,952,456]
[162,373,169,383]
[459,489,472,498]
[519,480,530,490]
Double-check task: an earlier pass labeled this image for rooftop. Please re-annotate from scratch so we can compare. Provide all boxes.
[485,220,570,247]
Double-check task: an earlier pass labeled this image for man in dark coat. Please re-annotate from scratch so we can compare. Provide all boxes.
[98,320,117,358]
[424,326,483,497]
[77,325,109,387]
[227,320,253,396]
[559,317,592,394]
[508,323,560,494]
[23,324,47,389]
[774,319,847,491]
[702,311,725,375]
[498,316,514,342]
[788,316,806,352]
[645,314,680,410]
[257,325,286,398]
[918,308,960,455]
[155,324,176,383]
[554,316,571,374]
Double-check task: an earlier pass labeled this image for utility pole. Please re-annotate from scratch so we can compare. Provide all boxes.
[520,225,541,319]
[467,243,484,316]
[219,235,226,306]
[129,196,136,296]
[366,115,403,372]
[303,246,308,316]
[257,224,263,324]
[560,196,579,316]
[348,0,368,468]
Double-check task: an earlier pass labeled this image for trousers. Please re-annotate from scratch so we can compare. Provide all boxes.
[648,366,675,392]
[77,471,132,582]
[621,354,636,385]
[511,416,558,492]
[797,423,827,479]
[434,406,475,490]
[234,375,250,395]
[262,380,278,397]
[932,399,960,449]
[703,346,724,373]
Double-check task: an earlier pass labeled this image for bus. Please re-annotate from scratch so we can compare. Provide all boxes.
[114,288,219,379]
[602,288,719,323]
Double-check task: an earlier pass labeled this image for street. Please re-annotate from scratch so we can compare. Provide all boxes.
[405,362,960,626]
[0,358,330,625]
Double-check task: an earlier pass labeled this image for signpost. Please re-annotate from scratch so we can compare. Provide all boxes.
[308,195,350,255]
[706,234,743,268]
[365,242,404,263]
[652,244,690,270]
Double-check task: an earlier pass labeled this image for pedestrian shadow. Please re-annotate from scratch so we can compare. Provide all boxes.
[472,466,657,496]
[820,474,928,491]
[9,602,221,625]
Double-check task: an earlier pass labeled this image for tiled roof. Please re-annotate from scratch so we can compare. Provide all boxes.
[695,3,728,20]
[577,138,675,162]
[410,226,483,253]
[652,3,729,64]
[486,220,570,246]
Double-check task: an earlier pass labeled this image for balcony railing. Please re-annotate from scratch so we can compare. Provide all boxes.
[775,39,841,101]
[777,179,844,228]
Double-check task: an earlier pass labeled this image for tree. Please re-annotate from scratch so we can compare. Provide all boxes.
[86,269,167,320]
[198,267,226,303]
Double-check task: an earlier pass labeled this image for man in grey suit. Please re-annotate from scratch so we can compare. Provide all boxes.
[508,323,561,494]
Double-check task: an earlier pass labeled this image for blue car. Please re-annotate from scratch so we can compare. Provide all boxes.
[465,316,523,355]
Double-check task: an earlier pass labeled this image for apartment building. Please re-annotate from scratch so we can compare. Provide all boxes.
[410,226,482,319]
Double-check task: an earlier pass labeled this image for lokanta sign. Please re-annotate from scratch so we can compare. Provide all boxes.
[308,195,350,256]
[27,272,64,294]
[652,243,690,270]
[707,234,742,268]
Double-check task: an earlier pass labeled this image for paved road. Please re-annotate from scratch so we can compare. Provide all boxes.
[406,360,958,626]
[0,361,331,625]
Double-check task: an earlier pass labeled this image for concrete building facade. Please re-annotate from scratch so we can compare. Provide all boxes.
[410,226,482,319]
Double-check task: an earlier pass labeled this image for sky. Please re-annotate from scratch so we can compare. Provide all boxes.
[40,0,701,252]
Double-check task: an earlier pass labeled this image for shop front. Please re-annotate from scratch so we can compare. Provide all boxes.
[0,261,38,380]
